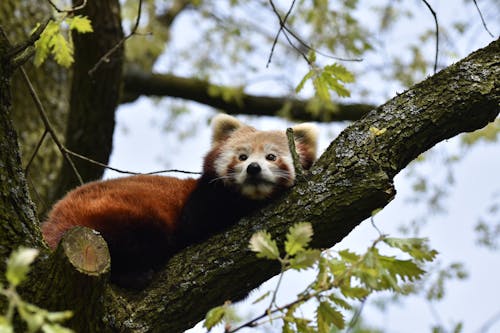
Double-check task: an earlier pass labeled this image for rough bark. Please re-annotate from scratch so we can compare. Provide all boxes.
[51,0,124,203]
[105,39,499,332]
[122,69,375,122]
[0,29,45,277]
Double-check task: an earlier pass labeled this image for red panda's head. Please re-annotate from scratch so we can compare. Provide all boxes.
[203,114,318,200]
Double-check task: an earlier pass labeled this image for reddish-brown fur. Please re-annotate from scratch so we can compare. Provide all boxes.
[42,175,198,250]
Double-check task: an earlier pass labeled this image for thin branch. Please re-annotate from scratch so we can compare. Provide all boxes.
[24,129,48,175]
[63,148,201,176]
[88,0,143,76]
[472,0,495,38]
[345,298,367,333]
[47,0,88,13]
[282,25,363,62]
[267,0,296,67]
[421,0,439,73]
[476,309,500,333]
[266,0,362,66]
[5,18,51,60]
[19,67,84,185]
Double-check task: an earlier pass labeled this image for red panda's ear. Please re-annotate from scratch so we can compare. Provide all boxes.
[291,123,318,170]
[211,114,244,146]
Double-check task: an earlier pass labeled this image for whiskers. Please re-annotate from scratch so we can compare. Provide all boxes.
[208,174,234,184]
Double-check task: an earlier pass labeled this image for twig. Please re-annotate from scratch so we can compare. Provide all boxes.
[63,148,201,176]
[19,67,84,185]
[266,0,362,67]
[421,0,439,73]
[88,0,143,76]
[46,0,88,13]
[5,18,51,60]
[24,129,48,175]
[476,310,500,333]
[370,216,384,237]
[281,25,363,62]
[267,0,296,67]
[472,0,495,38]
[345,298,367,333]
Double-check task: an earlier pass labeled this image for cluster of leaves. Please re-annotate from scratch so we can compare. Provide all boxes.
[296,60,355,101]
[0,248,73,333]
[34,14,93,68]
[204,222,437,333]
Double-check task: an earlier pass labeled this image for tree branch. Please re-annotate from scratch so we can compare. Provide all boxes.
[109,39,499,332]
[122,69,375,122]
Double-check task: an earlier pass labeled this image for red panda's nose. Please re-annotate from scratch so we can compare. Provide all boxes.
[246,162,261,176]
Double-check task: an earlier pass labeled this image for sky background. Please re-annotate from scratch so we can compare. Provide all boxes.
[104,1,499,332]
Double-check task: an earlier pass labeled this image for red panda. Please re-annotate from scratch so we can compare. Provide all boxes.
[41,114,318,288]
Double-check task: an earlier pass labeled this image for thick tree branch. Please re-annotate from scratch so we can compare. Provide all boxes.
[122,69,375,122]
[110,39,499,332]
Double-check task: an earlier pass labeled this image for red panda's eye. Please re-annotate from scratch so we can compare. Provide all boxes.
[239,154,248,161]
[266,154,277,161]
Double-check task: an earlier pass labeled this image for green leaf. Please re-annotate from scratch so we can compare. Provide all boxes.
[338,250,360,263]
[295,69,315,93]
[285,222,314,255]
[328,294,352,310]
[340,286,370,300]
[323,63,355,83]
[203,306,226,330]
[34,21,60,67]
[6,247,39,287]
[384,237,438,262]
[317,301,345,332]
[249,231,280,260]
[67,15,93,33]
[289,249,321,270]
[50,33,74,68]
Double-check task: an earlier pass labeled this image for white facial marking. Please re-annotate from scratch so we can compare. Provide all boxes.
[213,134,295,199]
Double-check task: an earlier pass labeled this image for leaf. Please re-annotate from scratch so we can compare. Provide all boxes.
[249,231,280,260]
[6,247,39,287]
[317,301,345,332]
[340,286,370,300]
[34,21,60,67]
[338,250,360,263]
[285,222,314,255]
[67,15,93,33]
[328,294,352,310]
[384,237,438,262]
[324,63,355,83]
[50,33,74,68]
[289,249,321,270]
[295,69,315,93]
[203,306,226,330]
